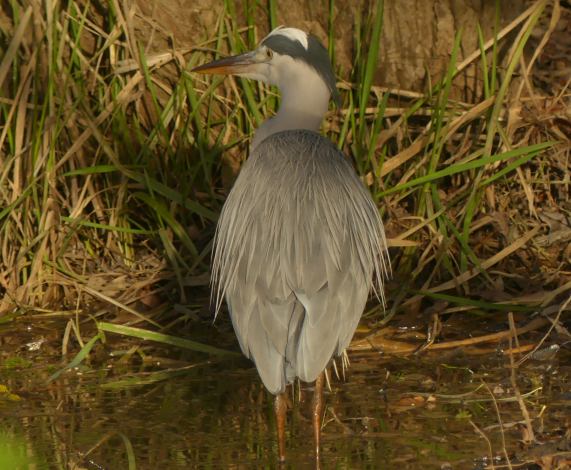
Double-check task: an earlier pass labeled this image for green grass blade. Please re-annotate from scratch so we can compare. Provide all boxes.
[380,141,553,196]
[98,322,240,356]
[48,333,102,382]
[132,191,198,257]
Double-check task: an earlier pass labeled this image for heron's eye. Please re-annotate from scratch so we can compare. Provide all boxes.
[266,48,273,59]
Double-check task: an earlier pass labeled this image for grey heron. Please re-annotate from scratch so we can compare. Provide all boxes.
[193,26,390,463]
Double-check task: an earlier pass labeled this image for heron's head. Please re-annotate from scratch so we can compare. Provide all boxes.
[193,26,340,106]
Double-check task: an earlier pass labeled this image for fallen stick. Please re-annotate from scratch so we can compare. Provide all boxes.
[350,316,549,353]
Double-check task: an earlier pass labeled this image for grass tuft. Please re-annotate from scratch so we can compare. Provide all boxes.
[0,0,568,334]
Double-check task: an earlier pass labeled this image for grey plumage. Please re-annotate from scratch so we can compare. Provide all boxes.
[212,129,389,394]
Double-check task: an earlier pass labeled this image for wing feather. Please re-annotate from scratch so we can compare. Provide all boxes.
[212,130,389,394]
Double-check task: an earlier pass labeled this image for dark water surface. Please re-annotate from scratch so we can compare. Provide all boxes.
[0,316,569,469]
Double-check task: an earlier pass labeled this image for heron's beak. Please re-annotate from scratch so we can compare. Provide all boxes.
[192,51,258,75]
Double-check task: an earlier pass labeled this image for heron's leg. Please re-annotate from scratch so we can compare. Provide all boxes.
[275,392,287,462]
[312,372,325,462]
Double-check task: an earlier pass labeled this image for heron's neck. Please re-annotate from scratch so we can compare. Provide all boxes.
[251,74,330,151]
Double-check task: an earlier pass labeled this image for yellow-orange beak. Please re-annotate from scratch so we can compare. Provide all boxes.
[192,51,258,75]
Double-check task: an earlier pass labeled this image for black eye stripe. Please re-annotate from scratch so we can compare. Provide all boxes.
[261,33,340,105]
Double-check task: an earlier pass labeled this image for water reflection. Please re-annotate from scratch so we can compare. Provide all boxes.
[0,321,569,469]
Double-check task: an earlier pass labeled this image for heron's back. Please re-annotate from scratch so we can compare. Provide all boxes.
[212,130,389,394]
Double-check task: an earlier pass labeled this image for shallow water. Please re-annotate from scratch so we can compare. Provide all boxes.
[0,317,569,469]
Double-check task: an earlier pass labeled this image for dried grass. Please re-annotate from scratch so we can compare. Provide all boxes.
[0,0,569,335]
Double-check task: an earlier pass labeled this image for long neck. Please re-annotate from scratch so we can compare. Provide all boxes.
[251,72,330,151]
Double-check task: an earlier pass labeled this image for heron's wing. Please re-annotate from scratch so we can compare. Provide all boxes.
[219,210,305,394]
[227,295,302,394]
[212,130,390,393]
[293,275,369,382]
